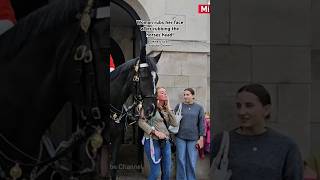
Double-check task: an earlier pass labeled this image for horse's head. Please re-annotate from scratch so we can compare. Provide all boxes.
[130,46,161,119]
[0,0,108,179]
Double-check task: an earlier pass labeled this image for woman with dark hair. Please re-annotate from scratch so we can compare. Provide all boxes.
[175,88,205,180]
[211,83,303,180]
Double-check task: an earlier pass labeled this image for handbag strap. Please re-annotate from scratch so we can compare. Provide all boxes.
[159,110,168,128]
[221,131,230,169]
[150,138,162,164]
[213,131,229,168]
[177,103,182,115]
[312,155,319,180]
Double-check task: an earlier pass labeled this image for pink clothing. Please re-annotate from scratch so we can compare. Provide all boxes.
[304,178,317,180]
[204,117,210,153]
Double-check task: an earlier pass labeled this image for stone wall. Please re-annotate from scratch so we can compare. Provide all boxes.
[116,0,211,111]
[157,51,210,111]
[212,0,313,158]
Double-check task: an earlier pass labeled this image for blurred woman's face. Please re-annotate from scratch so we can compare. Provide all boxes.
[157,88,167,101]
[183,90,194,104]
[235,91,270,129]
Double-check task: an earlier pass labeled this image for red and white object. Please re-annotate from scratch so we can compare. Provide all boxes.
[0,0,16,35]
[109,54,115,72]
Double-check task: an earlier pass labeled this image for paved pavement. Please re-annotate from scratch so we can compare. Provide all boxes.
[114,145,211,180]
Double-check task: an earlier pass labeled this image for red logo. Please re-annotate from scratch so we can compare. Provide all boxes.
[198,4,210,14]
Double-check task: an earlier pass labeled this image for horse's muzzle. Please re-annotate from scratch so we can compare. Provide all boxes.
[144,104,155,119]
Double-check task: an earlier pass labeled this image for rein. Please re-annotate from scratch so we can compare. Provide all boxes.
[0,129,87,179]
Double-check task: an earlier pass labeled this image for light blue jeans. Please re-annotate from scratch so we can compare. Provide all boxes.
[176,136,198,180]
[144,138,171,180]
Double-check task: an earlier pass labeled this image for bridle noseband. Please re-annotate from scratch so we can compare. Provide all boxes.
[132,59,156,102]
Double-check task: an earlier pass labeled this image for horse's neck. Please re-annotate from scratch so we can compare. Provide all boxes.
[110,76,131,109]
[0,34,68,158]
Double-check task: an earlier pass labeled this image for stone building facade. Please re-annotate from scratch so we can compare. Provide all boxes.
[111,0,210,112]
[212,0,319,160]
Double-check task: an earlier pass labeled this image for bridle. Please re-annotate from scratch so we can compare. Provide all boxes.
[0,0,108,179]
[110,58,157,124]
[0,129,87,180]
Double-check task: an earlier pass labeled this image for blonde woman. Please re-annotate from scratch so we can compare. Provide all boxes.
[139,87,178,180]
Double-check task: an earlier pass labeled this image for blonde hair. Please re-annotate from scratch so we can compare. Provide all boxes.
[156,86,166,96]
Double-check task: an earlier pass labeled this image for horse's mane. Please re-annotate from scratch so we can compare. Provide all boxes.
[110,56,158,81]
[0,0,87,60]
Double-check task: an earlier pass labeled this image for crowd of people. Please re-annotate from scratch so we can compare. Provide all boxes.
[138,87,209,180]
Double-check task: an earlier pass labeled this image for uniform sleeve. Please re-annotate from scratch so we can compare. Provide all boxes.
[198,106,205,137]
[283,142,303,180]
[138,117,153,135]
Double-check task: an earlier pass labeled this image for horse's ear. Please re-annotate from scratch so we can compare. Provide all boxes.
[153,51,162,64]
[140,46,146,63]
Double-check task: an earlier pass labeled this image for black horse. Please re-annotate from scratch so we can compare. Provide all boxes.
[105,47,161,179]
[0,0,107,179]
